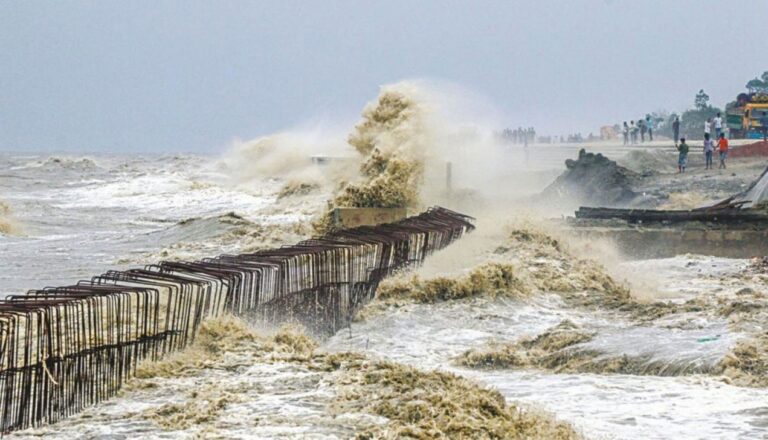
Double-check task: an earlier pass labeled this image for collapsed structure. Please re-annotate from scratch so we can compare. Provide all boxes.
[572,164,768,257]
[0,207,474,434]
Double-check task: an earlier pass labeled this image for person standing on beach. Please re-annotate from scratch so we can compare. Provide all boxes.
[718,132,729,169]
[676,137,689,173]
[713,113,723,139]
[622,121,629,145]
[646,116,654,141]
[640,119,647,143]
[672,116,681,146]
[703,133,714,170]
[630,121,637,144]
[704,118,712,139]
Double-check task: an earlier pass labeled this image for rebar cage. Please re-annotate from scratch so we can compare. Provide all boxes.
[0,206,474,434]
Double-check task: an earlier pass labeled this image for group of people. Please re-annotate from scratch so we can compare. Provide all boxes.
[704,113,725,140]
[501,127,537,145]
[675,132,729,173]
[621,116,654,145]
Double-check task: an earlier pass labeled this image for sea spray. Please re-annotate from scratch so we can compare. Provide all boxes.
[221,130,352,188]
[617,149,677,175]
[314,87,428,233]
[361,223,630,316]
[0,200,20,235]
[276,181,321,199]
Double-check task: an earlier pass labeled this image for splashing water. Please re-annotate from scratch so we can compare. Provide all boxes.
[3,81,768,440]
[0,200,20,235]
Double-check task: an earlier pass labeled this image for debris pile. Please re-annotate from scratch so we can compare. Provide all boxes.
[541,149,640,208]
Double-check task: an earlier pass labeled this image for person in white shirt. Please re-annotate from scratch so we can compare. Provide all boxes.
[713,113,723,139]
[704,118,712,137]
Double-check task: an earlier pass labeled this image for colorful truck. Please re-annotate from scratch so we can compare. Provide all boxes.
[726,93,768,139]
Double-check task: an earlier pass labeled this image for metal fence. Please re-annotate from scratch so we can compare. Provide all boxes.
[0,206,474,434]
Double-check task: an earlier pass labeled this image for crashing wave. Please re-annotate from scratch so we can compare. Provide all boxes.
[276,181,321,199]
[336,88,426,209]
[39,156,99,171]
[457,320,721,377]
[313,85,431,233]
[117,212,309,264]
[376,262,530,305]
[365,223,629,312]
[128,315,581,439]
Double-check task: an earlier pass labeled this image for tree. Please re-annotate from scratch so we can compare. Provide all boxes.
[694,89,711,110]
[745,71,768,94]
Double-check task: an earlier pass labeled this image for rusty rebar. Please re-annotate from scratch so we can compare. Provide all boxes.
[0,206,474,434]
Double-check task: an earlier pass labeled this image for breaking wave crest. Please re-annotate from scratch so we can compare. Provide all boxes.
[118,212,309,264]
[367,222,629,312]
[114,315,583,438]
[37,156,99,171]
[457,320,722,377]
[361,222,768,387]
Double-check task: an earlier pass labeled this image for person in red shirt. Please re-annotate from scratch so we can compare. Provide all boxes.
[718,133,729,169]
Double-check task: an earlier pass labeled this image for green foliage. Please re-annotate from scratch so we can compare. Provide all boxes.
[680,107,720,140]
[746,71,768,94]
[694,89,711,110]
[680,90,721,140]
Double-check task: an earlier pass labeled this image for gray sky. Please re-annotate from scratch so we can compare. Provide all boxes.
[2,0,767,153]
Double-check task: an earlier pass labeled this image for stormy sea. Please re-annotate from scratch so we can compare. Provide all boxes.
[2,83,767,440]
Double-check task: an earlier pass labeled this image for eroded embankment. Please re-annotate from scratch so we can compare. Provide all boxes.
[361,222,768,387]
[24,315,580,439]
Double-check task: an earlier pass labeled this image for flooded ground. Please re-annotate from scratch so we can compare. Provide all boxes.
[2,138,767,439]
[326,256,766,439]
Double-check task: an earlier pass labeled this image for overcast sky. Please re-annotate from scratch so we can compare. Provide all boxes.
[2,0,767,153]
